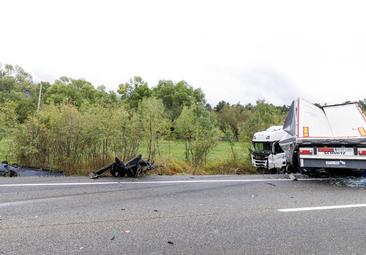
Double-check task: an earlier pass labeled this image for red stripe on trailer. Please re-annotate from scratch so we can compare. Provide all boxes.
[299,148,313,155]
[318,148,334,153]
[359,150,366,156]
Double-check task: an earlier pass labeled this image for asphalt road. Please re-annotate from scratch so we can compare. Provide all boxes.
[0,175,366,255]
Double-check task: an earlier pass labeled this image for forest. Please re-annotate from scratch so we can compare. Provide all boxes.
[1,63,365,175]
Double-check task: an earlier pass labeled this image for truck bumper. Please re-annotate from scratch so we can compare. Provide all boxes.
[252,159,267,169]
[300,158,366,170]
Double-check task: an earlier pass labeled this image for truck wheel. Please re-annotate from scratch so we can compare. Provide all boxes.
[279,167,286,174]
[285,165,293,174]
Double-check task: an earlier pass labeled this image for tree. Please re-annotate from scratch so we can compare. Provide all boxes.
[0,102,17,141]
[138,97,169,160]
[176,105,220,166]
[215,104,251,160]
[45,78,96,107]
[216,104,251,141]
[117,76,151,109]
[358,99,366,112]
[152,80,206,120]
[214,100,229,112]
[0,64,37,122]
[240,100,286,142]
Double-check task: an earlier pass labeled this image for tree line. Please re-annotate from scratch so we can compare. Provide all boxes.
[1,63,365,174]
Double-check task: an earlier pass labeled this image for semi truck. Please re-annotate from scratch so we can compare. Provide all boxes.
[251,126,287,172]
[251,98,366,175]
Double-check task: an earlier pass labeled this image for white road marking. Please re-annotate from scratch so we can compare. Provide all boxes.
[0,182,120,187]
[0,196,67,208]
[278,204,366,212]
[0,178,330,187]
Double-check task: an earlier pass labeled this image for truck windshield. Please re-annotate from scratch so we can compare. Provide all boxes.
[253,142,272,153]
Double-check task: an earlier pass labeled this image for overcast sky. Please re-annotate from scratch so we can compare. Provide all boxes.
[1,0,365,106]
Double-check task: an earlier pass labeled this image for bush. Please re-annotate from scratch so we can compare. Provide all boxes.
[176,105,220,166]
[13,104,143,175]
[138,97,170,160]
[240,100,286,141]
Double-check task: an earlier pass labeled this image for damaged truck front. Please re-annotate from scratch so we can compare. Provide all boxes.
[279,98,366,175]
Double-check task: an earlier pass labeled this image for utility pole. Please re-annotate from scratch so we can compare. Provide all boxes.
[37,82,43,112]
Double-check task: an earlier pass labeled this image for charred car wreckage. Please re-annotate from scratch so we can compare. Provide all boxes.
[89,155,155,179]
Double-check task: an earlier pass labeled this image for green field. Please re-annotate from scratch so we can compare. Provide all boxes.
[140,140,250,162]
[0,138,249,164]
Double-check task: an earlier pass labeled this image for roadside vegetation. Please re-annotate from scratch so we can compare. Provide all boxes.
[1,63,365,175]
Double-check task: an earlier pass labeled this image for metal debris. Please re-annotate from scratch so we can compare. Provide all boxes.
[288,173,298,181]
[89,155,155,179]
[266,182,276,187]
[331,177,366,188]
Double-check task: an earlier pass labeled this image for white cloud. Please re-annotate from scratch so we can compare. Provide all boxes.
[1,0,366,105]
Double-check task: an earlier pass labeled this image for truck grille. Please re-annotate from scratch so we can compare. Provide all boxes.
[254,160,267,168]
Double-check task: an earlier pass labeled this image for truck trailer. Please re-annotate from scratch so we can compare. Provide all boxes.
[251,98,366,175]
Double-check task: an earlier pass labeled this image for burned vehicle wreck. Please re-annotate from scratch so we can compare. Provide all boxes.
[89,155,155,179]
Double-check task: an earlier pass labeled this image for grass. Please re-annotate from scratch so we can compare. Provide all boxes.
[0,138,255,175]
[141,140,250,162]
[141,140,255,176]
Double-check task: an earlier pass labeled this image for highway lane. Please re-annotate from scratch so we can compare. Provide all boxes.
[0,175,366,255]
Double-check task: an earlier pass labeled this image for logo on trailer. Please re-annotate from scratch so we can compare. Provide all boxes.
[325,161,346,166]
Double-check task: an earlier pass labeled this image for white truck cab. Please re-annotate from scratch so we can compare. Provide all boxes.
[251,126,287,172]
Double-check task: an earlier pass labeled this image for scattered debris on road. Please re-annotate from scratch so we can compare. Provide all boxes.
[288,173,298,181]
[266,182,276,187]
[331,177,366,188]
[89,155,155,179]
